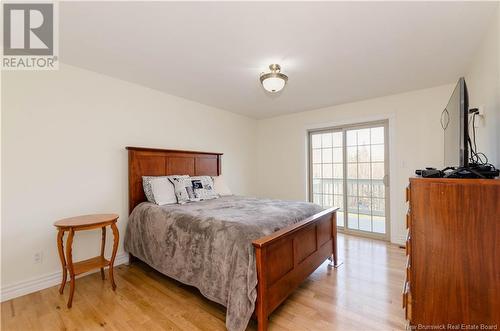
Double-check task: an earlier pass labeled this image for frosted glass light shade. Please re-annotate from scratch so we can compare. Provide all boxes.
[260,64,288,93]
[262,76,286,93]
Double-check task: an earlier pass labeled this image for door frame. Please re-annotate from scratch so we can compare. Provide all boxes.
[307,120,390,241]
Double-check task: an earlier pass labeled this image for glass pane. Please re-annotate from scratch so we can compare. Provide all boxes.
[336,211,345,227]
[332,132,342,147]
[359,214,371,232]
[334,194,344,209]
[371,144,384,162]
[347,164,357,179]
[372,198,385,216]
[358,197,371,216]
[373,216,386,233]
[332,148,343,163]
[322,133,333,148]
[322,179,333,194]
[334,179,343,195]
[346,130,357,146]
[371,162,384,179]
[347,147,357,162]
[322,148,332,163]
[358,129,370,145]
[358,180,371,197]
[347,196,358,213]
[310,125,387,235]
[313,179,322,194]
[371,127,384,144]
[323,194,333,207]
[333,164,343,179]
[348,213,359,229]
[312,149,322,164]
[322,164,333,178]
[358,145,370,162]
[358,163,370,179]
[347,180,358,196]
[312,134,322,148]
[313,164,322,178]
[372,181,385,198]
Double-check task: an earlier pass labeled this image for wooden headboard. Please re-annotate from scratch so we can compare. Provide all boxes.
[126,147,223,213]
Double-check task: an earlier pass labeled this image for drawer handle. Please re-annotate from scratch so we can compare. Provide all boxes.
[402,280,410,308]
[406,232,411,256]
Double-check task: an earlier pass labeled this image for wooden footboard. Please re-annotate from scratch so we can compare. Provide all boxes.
[252,207,339,331]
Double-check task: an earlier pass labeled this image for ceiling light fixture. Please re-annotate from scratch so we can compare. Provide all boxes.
[260,64,288,93]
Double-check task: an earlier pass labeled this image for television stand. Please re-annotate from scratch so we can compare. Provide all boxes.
[404,177,500,326]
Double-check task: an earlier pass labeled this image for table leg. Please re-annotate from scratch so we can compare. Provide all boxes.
[100,226,106,280]
[57,229,67,294]
[65,229,75,308]
[109,222,119,291]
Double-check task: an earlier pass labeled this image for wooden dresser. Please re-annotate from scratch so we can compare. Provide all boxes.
[403,178,499,327]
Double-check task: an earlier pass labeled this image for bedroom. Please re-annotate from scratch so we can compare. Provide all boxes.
[1,1,499,331]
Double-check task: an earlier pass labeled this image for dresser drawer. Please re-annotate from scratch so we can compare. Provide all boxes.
[405,184,411,202]
[406,212,411,229]
[402,280,412,320]
[405,289,412,321]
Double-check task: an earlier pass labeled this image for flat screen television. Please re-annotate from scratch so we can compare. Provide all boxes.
[442,77,469,168]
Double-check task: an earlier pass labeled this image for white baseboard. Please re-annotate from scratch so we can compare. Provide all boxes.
[0,253,129,302]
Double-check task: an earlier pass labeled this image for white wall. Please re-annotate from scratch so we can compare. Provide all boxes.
[466,5,500,167]
[256,85,454,245]
[1,64,258,292]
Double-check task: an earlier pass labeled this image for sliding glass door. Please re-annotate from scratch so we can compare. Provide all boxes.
[309,121,389,239]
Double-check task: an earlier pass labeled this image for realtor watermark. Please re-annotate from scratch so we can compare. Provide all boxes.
[2,1,58,70]
[410,324,498,330]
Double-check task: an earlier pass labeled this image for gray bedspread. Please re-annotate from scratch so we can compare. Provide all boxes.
[124,196,323,331]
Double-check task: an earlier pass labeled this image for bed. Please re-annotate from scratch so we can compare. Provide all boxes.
[124,147,339,331]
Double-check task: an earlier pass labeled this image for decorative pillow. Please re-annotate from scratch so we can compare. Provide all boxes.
[169,176,218,204]
[142,175,188,204]
[212,175,232,196]
[150,177,177,205]
[190,176,219,200]
[169,177,196,204]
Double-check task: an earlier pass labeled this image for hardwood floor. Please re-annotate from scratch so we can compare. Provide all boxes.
[1,234,407,331]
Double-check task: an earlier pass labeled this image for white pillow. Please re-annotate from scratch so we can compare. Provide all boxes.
[213,175,232,196]
[142,175,187,204]
[150,177,177,205]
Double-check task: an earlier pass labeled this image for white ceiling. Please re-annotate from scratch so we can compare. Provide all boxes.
[60,1,497,119]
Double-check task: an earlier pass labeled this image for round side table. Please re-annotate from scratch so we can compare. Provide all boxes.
[54,213,119,308]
